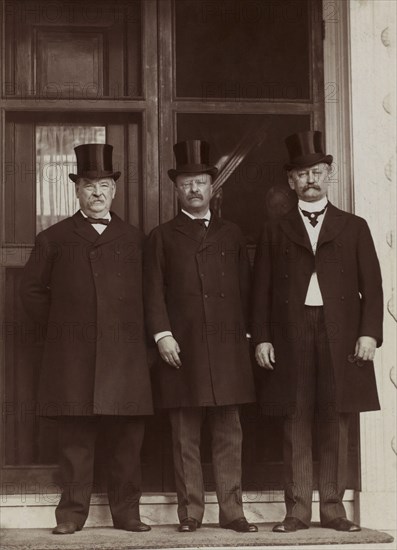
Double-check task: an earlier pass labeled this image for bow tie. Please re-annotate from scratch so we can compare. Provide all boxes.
[86,216,110,226]
[299,203,328,227]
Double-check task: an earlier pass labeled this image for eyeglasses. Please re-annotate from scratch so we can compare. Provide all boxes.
[177,179,210,190]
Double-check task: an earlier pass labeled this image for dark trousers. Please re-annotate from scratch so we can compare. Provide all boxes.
[283,306,350,526]
[55,415,145,528]
[169,405,244,526]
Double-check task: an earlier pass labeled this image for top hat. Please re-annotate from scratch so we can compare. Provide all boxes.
[69,143,121,183]
[168,140,218,182]
[284,131,333,170]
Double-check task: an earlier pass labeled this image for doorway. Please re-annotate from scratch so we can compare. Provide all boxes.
[0,0,359,497]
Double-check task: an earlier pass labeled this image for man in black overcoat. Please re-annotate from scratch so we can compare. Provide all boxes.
[144,140,257,533]
[20,144,153,534]
[252,131,383,533]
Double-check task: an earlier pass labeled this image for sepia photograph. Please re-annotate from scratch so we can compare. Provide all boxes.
[0,1,395,549]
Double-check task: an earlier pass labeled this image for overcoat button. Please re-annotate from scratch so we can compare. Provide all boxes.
[220,293,225,298]
[204,294,208,298]
[94,273,98,277]
[221,252,225,256]
[284,274,289,278]
[341,296,345,300]
[115,250,121,255]
[285,299,289,304]
[200,273,204,277]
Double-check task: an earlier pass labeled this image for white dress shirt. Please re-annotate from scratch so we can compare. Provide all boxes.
[298,197,328,306]
[181,208,211,226]
[80,210,111,234]
[154,209,211,344]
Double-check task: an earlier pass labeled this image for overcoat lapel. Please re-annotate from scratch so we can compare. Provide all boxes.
[199,213,225,252]
[317,203,349,248]
[173,212,205,244]
[279,203,349,253]
[279,207,312,253]
[204,213,224,240]
[94,212,128,246]
[72,211,128,246]
[72,211,98,243]
[172,211,225,249]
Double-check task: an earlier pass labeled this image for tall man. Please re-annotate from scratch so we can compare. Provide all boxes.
[252,131,383,533]
[20,144,153,534]
[144,140,257,533]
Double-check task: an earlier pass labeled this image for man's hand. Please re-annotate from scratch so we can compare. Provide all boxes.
[352,336,377,364]
[255,342,275,370]
[157,336,182,369]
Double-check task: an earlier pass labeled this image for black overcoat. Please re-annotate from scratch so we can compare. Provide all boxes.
[251,203,383,414]
[20,211,153,416]
[143,212,256,408]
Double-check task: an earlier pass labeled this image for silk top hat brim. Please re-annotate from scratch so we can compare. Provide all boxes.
[68,143,121,183]
[168,165,218,182]
[69,171,121,183]
[284,153,333,171]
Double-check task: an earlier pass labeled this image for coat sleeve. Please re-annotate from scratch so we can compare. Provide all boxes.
[357,219,383,346]
[20,232,53,325]
[251,223,273,344]
[143,227,172,337]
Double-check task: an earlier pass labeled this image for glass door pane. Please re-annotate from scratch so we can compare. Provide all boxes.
[177,113,310,243]
[36,125,106,232]
[175,0,311,100]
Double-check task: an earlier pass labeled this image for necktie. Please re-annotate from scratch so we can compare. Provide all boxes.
[86,217,110,226]
[193,218,209,229]
[299,203,328,227]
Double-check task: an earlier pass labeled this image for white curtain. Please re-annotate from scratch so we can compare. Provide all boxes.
[36,125,106,232]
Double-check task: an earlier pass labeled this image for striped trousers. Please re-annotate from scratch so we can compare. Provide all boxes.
[283,306,350,526]
[169,405,244,526]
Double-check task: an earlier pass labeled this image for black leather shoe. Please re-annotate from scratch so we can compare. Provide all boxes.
[52,522,81,535]
[115,520,151,532]
[178,517,200,532]
[272,517,309,533]
[324,518,361,532]
[223,517,258,532]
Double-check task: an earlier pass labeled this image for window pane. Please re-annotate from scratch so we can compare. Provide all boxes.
[36,126,106,232]
[175,0,311,100]
[177,113,310,243]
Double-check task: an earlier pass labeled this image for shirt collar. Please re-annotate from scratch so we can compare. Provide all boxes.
[298,196,328,213]
[181,209,211,221]
[80,210,111,221]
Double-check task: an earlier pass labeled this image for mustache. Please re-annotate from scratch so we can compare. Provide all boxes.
[188,194,203,200]
[303,184,320,191]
